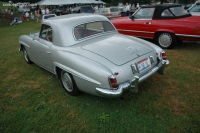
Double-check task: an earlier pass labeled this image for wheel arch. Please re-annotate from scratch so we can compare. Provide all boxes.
[154,31,178,49]
[154,30,176,40]
[54,62,102,86]
[55,66,62,79]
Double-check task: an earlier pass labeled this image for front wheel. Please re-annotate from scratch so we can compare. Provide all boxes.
[60,70,80,96]
[23,47,32,64]
[155,32,177,49]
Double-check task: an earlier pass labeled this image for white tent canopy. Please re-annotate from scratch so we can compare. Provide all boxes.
[36,0,105,5]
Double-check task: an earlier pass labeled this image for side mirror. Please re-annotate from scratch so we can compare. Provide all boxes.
[129,15,134,20]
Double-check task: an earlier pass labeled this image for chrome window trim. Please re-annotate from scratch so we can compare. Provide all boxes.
[72,20,117,41]
[176,34,200,38]
[117,29,154,34]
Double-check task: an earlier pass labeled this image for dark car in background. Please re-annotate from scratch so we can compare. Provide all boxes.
[53,9,68,16]
[71,6,94,13]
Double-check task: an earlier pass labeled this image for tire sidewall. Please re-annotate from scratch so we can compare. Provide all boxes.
[156,32,177,49]
[23,47,32,64]
[60,70,80,96]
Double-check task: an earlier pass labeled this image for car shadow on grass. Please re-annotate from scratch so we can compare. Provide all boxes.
[176,41,200,50]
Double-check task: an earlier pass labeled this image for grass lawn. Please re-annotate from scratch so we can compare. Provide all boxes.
[0,21,200,133]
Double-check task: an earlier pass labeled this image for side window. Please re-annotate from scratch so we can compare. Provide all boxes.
[134,8,155,19]
[161,9,173,17]
[39,25,53,42]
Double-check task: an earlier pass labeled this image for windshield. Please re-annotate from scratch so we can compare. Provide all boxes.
[74,21,116,40]
[189,4,200,12]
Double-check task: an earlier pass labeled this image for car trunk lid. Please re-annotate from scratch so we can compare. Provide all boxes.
[81,34,152,66]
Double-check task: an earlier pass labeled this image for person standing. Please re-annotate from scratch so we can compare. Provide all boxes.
[36,11,40,22]
[25,12,29,21]
[41,8,45,16]
[30,12,35,21]
[125,3,130,16]
[45,8,49,14]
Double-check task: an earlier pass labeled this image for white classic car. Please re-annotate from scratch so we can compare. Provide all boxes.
[19,14,169,97]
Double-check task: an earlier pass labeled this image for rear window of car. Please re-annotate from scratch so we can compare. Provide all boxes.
[80,6,94,13]
[74,21,116,40]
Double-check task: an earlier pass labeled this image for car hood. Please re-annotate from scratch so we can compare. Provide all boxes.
[190,12,200,16]
[81,34,152,65]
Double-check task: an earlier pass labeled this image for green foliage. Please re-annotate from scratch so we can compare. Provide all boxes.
[0,21,200,133]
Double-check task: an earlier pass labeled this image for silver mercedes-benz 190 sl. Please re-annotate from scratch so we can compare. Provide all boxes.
[19,14,169,98]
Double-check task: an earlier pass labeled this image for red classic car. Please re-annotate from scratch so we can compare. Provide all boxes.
[111,4,200,49]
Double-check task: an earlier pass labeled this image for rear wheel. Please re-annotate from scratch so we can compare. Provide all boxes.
[23,47,32,64]
[60,70,80,96]
[155,32,177,49]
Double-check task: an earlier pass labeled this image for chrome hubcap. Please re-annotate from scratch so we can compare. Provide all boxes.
[61,72,73,92]
[158,33,172,48]
[23,50,29,62]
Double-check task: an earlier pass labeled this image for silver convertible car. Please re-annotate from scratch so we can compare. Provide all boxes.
[19,14,169,98]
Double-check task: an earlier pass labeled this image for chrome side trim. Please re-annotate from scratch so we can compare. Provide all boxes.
[54,62,101,85]
[176,34,200,38]
[95,60,169,97]
[117,29,154,34]
[19,41,30,48]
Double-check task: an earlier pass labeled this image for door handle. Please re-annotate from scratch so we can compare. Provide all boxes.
[46,51,50,54]
[144,22,151,25]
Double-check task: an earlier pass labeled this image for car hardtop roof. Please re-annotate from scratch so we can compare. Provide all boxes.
[48,13,107,21]
[41,14,113,47]
[43,14,110,28]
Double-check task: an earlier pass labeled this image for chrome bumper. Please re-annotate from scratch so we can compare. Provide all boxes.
[96,60,169,98]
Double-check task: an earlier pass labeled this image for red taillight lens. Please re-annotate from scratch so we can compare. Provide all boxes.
[161,51,167,60]
[107,13,112,16]
[108,75,118,89]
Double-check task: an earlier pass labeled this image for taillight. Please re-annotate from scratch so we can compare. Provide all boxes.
[161,51,167,60]
[108,75,118,89]
[107,13,112,16]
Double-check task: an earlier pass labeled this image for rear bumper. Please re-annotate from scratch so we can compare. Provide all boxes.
[95,60,169,98]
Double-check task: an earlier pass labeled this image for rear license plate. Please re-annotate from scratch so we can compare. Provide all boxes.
[137,58,151,73]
